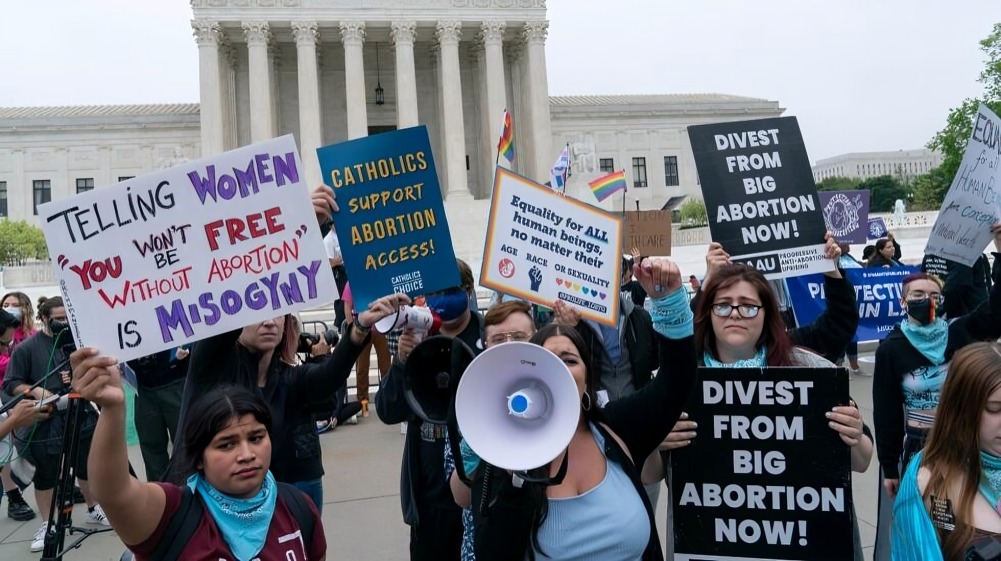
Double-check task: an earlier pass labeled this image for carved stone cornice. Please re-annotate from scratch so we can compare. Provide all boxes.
[192,20,221,47]
[479,21,506,47]
[523,20,548,44]
[242,21,272,47]
[339,21,366,46]
[391,20,417,47]
[435,21,462,46]
[292,21,320,47]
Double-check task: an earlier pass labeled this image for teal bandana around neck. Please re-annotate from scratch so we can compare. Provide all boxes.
[900,318,948,366]
[703,346,767,368]
[187,471,278,561]
[979,451,1001,516]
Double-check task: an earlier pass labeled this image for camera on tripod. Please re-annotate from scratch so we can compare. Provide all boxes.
[297,330,339,355]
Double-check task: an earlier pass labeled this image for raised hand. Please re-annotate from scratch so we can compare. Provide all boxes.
[822,232,844,279]
[658,412,697,451]
[703,242,731,286]
[552,299,581,326]
[529,266,543,292]
[70,348,124,408]
[635,257,682,299]
[357,293,412,330]
[312,185,338,225]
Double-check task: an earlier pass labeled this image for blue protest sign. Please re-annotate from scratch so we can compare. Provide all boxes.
[867,217,888,240]
[316,126,460,309]
[786,266,918,342]
[819,190,869,244]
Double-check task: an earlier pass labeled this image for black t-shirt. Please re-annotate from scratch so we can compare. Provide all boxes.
[417,313,484,510]
[623,280,647,308]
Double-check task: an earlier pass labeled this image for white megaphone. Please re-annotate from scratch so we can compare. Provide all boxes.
[455,341,580,472]
[374,305,442,334]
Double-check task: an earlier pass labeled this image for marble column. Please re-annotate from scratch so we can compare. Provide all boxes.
[481,22,507,163]
[391,21,419,130]
[293,21,323,187]
[242,21,275,142]
[436,21,471,200]
[192,20,225,156]
[340,21,368,140]
[524,21,553,184]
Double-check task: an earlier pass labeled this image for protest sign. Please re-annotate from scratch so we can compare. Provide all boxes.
[38,135,337,362]
[786,266,917,342]
[819,190,869,244]
[867,217,888,240]
[926,103,1001,266]
[622,210,671,255]
[688,117,834,279]
[316,126,459,309]
[672,367,853,561]
[481,168,622,326]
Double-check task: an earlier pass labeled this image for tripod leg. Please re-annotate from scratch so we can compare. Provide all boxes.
[41,397,82,561]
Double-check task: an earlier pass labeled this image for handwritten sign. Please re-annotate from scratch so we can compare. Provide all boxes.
[622,210,672,256]
[672,367,853,561]
[926,104,1001,266]
[786,266,918,342]
[480,168,622,326]
[819,190,869,244]
[688,117,835,279]
[316,126,459,309]
[38,135,337,362]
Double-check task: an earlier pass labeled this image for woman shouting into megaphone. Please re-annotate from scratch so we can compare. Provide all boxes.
[454,257,697,561]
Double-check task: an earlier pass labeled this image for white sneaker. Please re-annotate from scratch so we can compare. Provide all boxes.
[852,368,872,377]
[345,414,359,425]
[30,522,51,552]
[85,504,111,526]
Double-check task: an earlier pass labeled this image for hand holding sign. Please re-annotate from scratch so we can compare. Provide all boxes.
[703,242,732,286]
[311,185,338,225]
[826,403,863,447]
[636,257,681,299]
[659,411,697,451]
[822,232,844,279]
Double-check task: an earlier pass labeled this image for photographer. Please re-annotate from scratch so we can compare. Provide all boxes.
[2,296,110,553]
[296,324,361,431]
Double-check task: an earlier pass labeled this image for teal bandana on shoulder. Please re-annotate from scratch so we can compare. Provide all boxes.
[900,318,948,366]
[703,346,767,368]
[979,451,1001,516]
[187,471,278,561]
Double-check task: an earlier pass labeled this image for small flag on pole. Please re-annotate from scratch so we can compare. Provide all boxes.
[550,145,571,193]
[497,110,515,167]
[588,170,627,202]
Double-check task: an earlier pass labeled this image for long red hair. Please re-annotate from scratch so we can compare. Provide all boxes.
[694,263,795,366]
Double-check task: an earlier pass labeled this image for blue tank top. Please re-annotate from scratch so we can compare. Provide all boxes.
[535,424,650,560]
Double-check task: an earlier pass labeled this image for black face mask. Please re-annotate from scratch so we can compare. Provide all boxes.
[48,319,70,335]
[906,299,936,326]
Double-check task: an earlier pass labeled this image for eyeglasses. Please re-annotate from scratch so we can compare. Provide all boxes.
[711,303,762,319]
[906,292,944,306]
[487,331,532,345]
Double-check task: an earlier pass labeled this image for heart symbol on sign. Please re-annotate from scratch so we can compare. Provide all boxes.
[572,283,581,291]
[599,292,607,300]
[556,279,563,286]
[582,287,590,296]
[564,278,572,287]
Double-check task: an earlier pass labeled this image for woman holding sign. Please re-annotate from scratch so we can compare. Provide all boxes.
[662,235,873,559]
[892,342,1001,560]
[457,257,697,561]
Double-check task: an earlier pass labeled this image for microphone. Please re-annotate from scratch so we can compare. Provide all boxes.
[374,305,441,335]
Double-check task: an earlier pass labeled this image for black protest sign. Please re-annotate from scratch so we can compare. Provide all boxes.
[671,367,853,561]
[688,117,834,279]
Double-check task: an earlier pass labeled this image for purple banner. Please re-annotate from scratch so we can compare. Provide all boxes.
[819,190,869,244]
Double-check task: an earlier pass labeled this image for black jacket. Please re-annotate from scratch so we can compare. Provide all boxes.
[575,305,659,392]
[180,326,367,484]
[472,334,697,561]
[873,265,1001,478]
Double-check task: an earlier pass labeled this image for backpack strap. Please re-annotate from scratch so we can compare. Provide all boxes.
[148,486,203,561]
[277,482,315,551]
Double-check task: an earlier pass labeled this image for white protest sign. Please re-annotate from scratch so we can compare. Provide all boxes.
[925,103,1001,266]
[38,135,337,362]
[480,168,622,326]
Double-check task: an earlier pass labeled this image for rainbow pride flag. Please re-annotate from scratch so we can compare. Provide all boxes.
[588,170,627,202]
[497,110,515,165]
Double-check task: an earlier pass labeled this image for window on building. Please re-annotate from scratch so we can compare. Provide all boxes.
[118,176,135,182]
[632,157,648,188]
[33,180,51,215]
[0,181,6,218]
[76,178,94,194]
[599,158,614,173]
[663,156,679,187]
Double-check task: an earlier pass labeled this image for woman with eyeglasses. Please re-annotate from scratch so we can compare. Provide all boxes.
[660,234,871,559]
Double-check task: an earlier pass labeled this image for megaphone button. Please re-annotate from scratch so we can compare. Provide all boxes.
[510,394,529,415]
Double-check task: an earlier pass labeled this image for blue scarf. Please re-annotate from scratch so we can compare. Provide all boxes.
[187,471,278,561]
[979,451,1001,516]
[900,318,949,366]
[703,346,767,368]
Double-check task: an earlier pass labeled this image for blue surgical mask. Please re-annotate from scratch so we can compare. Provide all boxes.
[4,307,21,321]
[426,290,469,321]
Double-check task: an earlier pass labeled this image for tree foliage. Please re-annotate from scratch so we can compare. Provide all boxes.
[816,176,861,192]
[909,166,953,211]
[815,175,910,213]
[678,197,708,227]
[928,23,1001,183]
[0,220,48,266]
